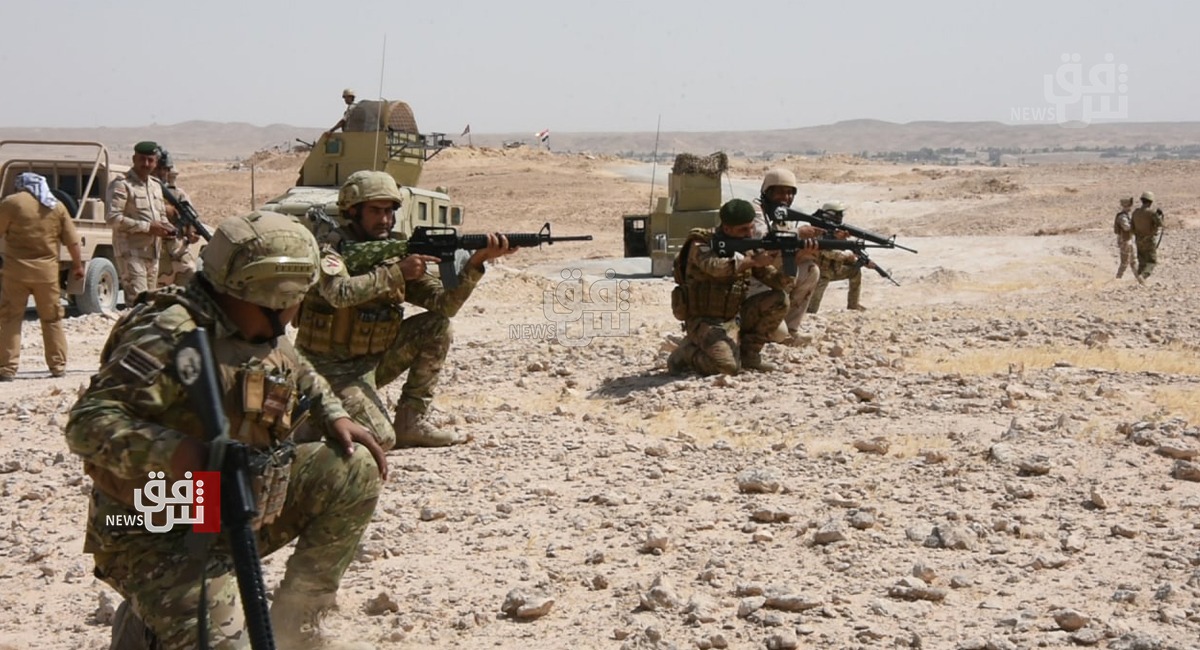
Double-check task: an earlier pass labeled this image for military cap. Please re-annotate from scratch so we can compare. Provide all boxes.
[134,141,159,155]
[719,199,756,226]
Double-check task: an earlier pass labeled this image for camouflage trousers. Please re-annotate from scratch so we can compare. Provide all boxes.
[1115,235,1136,278]
[1135,235,1158,279]
[784,259,820,331]
[87,441,380,650]
[678,289,787,376]
[303,311,452,451]
[157,238,197,287]
[808,261,862,313]
[0,275,67,377]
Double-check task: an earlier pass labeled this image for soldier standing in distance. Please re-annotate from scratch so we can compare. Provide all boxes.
[325,88,358,136]
[1113,197,1136,279]
[105,141,175,303]
[65,212,386,650]
[667,199,795,375]
[807,201,874,313]
[1131,191,1164,283]
[0,172,84,380]
[754,168,823,343]
[152,148,200,287]
[294,171,515,448]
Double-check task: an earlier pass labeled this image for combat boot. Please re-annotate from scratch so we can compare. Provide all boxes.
[667,341,696,375]
[740,346,778,373]
[848,303,867,311]
[109,599,156,650]
[393,401,469,448]
[271,592,375,650]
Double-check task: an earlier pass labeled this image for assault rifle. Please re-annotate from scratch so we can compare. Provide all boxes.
[157,180,213,242]
[771,206,917,254]
[177,328,276,650]
[854,250,901,286]
[712,230,876,276]
[340,222,593,289]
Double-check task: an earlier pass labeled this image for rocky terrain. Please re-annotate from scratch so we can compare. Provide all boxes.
[0,149,1198,649]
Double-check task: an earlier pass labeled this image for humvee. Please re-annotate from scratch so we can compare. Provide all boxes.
[623,153,725,277]
[260,99,465,233]
[0,140,123,313]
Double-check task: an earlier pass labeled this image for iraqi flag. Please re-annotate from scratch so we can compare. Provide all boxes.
[535,128,550,142]
[461,124,471,137]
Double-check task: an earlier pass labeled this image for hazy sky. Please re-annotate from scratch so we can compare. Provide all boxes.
[2,0,1195,133]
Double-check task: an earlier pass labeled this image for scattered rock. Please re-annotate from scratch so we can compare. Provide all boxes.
[736,468,781,494]
[501,588,554,619]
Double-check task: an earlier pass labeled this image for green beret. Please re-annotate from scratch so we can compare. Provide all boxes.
[719,199,756,226]
[134,141,159,155]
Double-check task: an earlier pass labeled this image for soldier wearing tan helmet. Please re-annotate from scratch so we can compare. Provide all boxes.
[294,170,516,448]
[325,88,358,136]
[806,200,873,313]
[151,147,200,288]
[667,198,792,375]
[1130,190,1164,282]
[753,168,822,343]
[1113,197,1136,279]
[66,211,386,649]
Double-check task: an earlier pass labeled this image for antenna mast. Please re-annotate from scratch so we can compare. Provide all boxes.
[373,35,387,170]
[647,114,662,214]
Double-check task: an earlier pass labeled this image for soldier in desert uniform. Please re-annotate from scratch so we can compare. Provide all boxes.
[667,199,796,375]
[294,171,515,449]
[152,148,200,287]
[105,141,176,303]
[753,168,823,343]
[65,212,386,649]
[1113,196,1136,279]
[1131,191,1165,282]
[806,201,876,313]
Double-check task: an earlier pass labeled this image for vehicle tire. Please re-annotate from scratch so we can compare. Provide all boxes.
[50,189,79,218]
[76,258,119,314]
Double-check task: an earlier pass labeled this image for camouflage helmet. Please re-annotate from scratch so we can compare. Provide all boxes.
[821,200,846,214]
[201,211,319,310]
[338,170,403,213]
[1120,197,1134,208]
[761,168,798,193]
[1141,191,1155,202]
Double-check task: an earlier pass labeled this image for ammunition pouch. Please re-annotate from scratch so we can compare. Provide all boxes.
[670,286,688,321]
[296,298,403,356]
[248,441,295,531]
[295,300,335,354]
[346,305,404,355]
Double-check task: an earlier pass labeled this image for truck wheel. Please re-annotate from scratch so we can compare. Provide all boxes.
[76,258,119,314]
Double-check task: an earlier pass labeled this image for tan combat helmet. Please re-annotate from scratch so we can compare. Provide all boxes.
[1120,197,1133,208]
[342,88,356,99]
[761,168,798,193]
[1141,191,1155,202]
[337,170,404,214]
[821,200,846,213]
[201,211,320,310]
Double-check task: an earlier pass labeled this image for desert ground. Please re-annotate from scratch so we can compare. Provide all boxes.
[1,148,1199,650]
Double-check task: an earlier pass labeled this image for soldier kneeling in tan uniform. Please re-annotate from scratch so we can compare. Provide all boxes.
[0,172,84,380]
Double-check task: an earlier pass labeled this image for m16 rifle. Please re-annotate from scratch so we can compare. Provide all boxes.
[340,222,593,288]
[177,328,275,650]
[853,250,901,286]
[712,230,877,276]
[157,180,213,242]
[771,206,917,254]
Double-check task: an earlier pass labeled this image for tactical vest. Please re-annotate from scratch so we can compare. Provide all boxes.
[673,229,749,321]
[85,287,299,529]
[1131,207,1162,238]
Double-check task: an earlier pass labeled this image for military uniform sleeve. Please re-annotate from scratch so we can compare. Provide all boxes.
[65,309,194,480]
[288,345,351,425]
[314,249,404,308]
[688,241,739,280]
[105,179,150,233]
[403,263,485,317]
[58,205,81,246]
[751,264,791,291]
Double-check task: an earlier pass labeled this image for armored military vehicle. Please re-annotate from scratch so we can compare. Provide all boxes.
[623,152,726,277]
[260,99,464,233]
[0,140,123,313]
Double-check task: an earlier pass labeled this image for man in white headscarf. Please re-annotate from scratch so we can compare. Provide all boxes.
[0,172,84,380]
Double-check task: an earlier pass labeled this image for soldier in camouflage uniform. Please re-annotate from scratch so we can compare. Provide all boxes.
[753,168,823,342]
[807,201,873,313]
[1131,191,1165,283]
[295,171,515,449]
[667,199,794,375]
[65,212,387,650]
[1113,197,1136,279]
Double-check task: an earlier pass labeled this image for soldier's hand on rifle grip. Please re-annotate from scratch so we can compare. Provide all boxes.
[149,220,176,239]
[397,254,441,281]
[329,417,389,481]
[739,249,775,270]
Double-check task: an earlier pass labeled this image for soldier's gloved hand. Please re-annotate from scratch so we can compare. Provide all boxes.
[329,417,389,481]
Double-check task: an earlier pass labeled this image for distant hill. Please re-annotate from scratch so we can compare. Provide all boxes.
[3,119,1199,162]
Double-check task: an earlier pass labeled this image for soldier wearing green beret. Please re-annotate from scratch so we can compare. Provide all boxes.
[666,198,794,375]
[105,140,176,304]
[293,171,516,449]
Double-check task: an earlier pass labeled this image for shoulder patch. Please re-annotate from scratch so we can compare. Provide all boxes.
[321,255,345,276]
[116,345,165,385]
